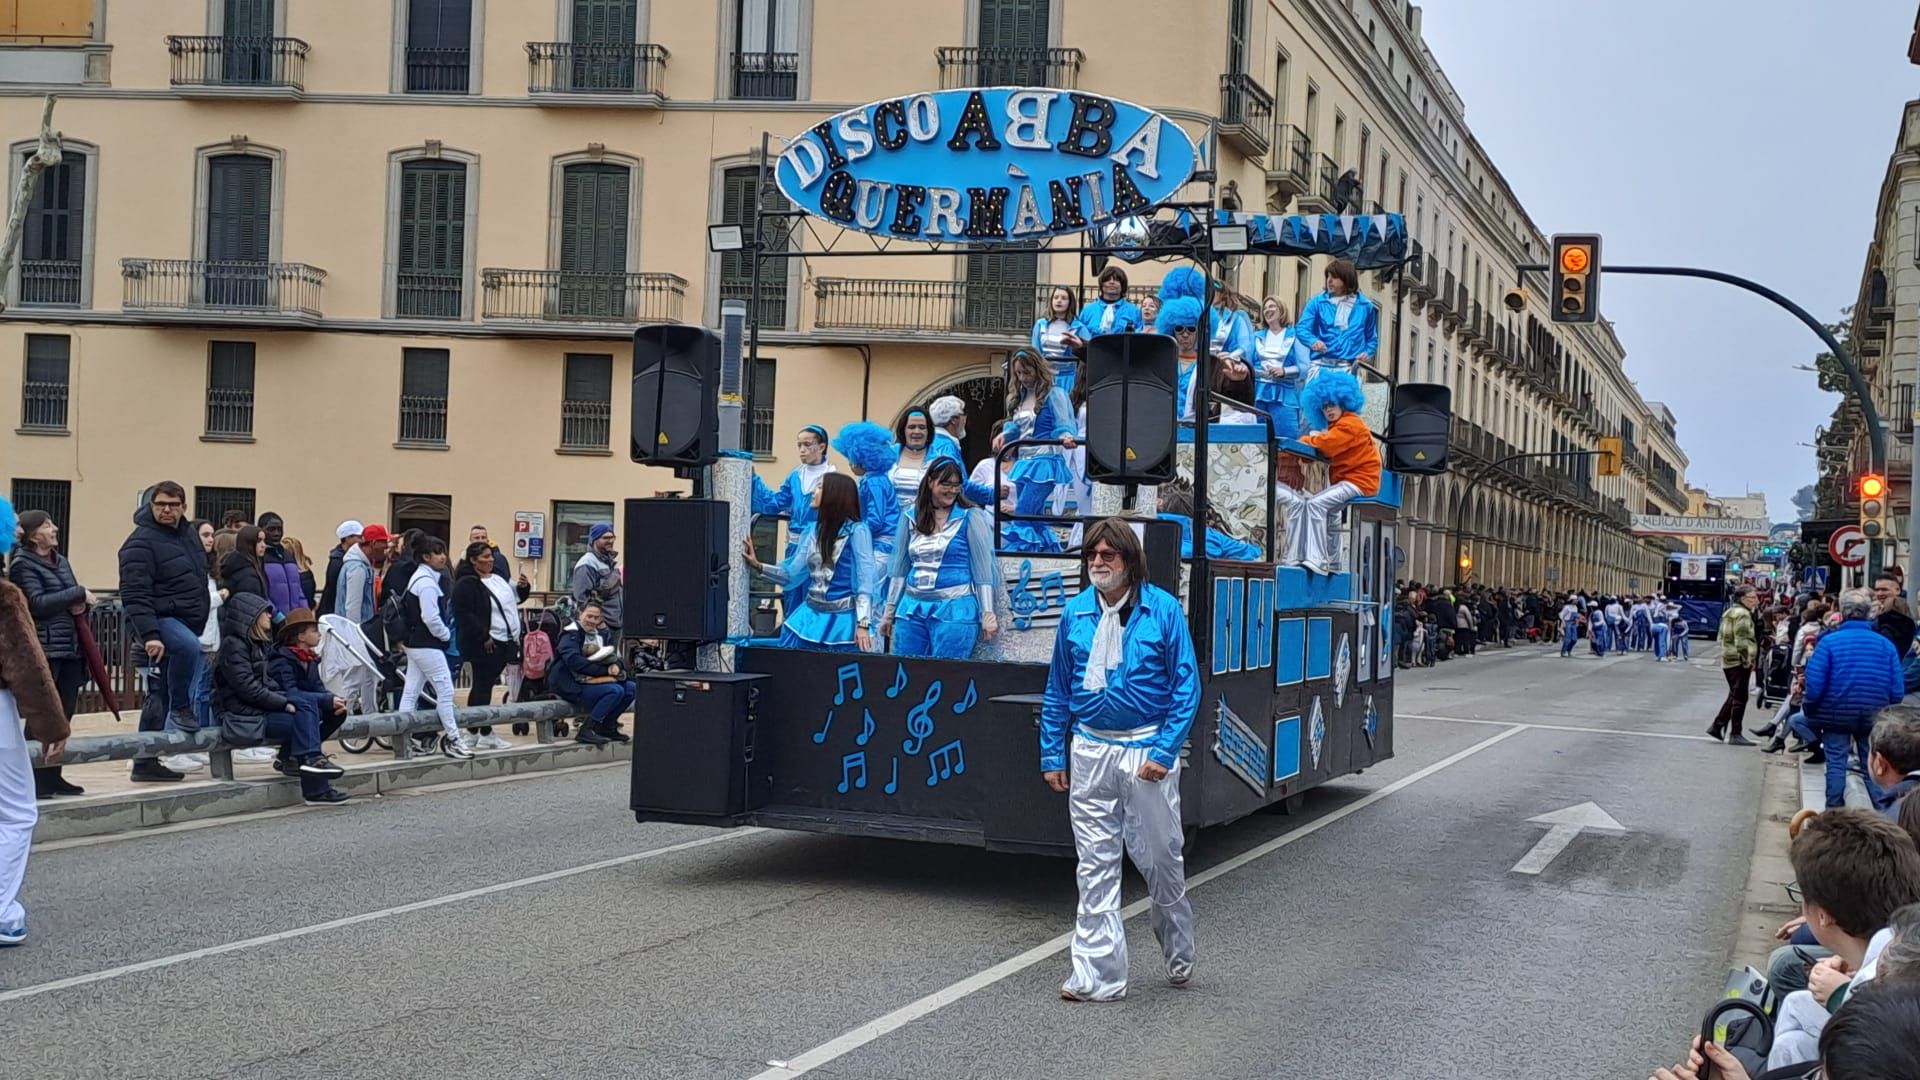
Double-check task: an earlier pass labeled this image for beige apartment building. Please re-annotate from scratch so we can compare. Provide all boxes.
[0,0,1686,594]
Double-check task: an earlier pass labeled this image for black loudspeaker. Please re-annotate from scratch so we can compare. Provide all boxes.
[632,324,720,467]
[1387,383,1452,475]
[630,672,770,822]
[1139,518,1184,594]
[1084,333,1179,485]
[623,498,729,640]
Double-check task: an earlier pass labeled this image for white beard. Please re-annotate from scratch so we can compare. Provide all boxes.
[1089,566,1117,590]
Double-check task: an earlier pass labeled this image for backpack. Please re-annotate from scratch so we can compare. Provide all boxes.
[380,587,408,649]
[521,627,553,680]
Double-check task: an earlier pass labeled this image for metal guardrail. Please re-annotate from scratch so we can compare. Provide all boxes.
[27,700,587,777]
[122,258,327,319]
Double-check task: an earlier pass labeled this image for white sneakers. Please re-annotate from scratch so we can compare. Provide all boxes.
[440,733,475,759]
[474,733,514,751]
[159,753,206,772]
[234,747,279,762]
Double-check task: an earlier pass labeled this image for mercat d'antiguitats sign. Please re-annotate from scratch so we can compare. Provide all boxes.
[1630,515,1771,539]
[775,87,1198,244]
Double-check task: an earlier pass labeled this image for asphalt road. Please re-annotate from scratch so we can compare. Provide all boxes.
[3,642,1764,1080]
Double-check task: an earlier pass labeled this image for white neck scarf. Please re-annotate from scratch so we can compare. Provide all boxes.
[1082,587,1133,692]
[797,460,833,492]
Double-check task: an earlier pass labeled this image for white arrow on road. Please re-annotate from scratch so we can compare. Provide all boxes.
[1509,801,1626,875]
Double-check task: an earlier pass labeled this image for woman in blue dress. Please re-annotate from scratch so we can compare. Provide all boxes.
[1294,257,1380,379]
[1075,266,1144,339]
[888,407,940,514]
[1253,295,1305,439]
[882,459,999,659]
[752,424,837,616]
[742,473,875,653]
[834,421,900,609]
[995,349,1077,553]
[1157,295,1204,420]
[1032,285,1087,393]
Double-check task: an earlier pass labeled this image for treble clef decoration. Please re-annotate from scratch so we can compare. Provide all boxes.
[903,680,943,755]
[1008,559,1039,630]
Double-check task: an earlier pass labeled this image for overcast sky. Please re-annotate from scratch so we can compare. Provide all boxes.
[1419,0,1916,523]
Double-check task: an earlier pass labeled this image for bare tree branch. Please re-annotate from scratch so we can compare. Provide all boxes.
[0,95,62,315]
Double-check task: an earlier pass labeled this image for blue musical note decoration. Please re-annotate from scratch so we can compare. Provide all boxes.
[926,740,966,786]
[883,757,899,795]
[1038,570,1067,609]
[856,708,876,747]
[952,679,978,716]
[884,662,908,699]
[903,680,942,755]
[837,751,868,793]
[833,663,865,705]
[1008,560,1039,629]
[812,709,834,745]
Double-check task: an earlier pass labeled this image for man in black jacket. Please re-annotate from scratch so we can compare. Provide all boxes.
[117,481,212,782]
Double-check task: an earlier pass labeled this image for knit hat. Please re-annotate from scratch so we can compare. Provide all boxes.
[336,519,365,540]
[588,522,615,544]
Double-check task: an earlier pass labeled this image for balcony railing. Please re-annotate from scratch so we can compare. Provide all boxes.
[396,270,464,320]
[1894,383,1914,437]
[731,50,800,99]
[526,42,668,97]
[480,269,686,324]
[405,46,470,92]
[813,279,1157,336]
[121,258,326,320]
[398,394,448,446]
[937,46,1083,89]
[1218,73,1273,157]
[167,35,308,91]
[1434,269,1457,319]
[205,386,254,438]
[560,398,612,450]
[1266,125,1312,201]
[19,258,81,306]
[20,380,68,431]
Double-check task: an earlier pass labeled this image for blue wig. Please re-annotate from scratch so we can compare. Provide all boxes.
[1300,369,1367,430]
[1156,295,1204,335]
[1158,265,1207,304]
[834,420,899,475]
[0,496,14,557]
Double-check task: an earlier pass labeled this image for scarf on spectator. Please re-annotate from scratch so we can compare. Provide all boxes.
[1082,587,1132,692]
[289,646,318,663]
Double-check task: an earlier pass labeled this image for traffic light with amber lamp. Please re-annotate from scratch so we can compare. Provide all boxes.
[1860,473,1888,540]
[1596,436,1622,477]
[1551,233,1601,324]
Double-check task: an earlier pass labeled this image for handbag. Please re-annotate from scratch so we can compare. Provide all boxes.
[483,586,523,664]
[218,709,266,748]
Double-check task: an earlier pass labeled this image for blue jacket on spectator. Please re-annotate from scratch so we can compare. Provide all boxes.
[548,623,623,701]
[1803,619,1905,734]
[1878,772,1919,819]
[269,643,330,697]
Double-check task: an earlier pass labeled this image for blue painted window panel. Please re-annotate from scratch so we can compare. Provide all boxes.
[1212,575,1245,674]
[1306,616,1332,680]
[1276,617,1305,687]
[1244,577,1273,670]
[1272,714,1302,783]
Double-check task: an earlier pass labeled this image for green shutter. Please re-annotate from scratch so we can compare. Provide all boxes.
[22,152,83,263]
[572,0,637,44]
[207,155,271,264]
[559,163,629,274]
[719,166,790,326]
[398,160,467,317]
[565,353,613,403]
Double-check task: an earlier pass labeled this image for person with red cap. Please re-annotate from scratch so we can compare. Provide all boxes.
[335,524,393,643]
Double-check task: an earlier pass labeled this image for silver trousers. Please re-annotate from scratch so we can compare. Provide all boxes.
[1064,735,1194,1000]
[1275,479,1361,570]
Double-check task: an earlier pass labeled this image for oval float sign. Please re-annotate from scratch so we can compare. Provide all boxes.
[775,87,1197,245]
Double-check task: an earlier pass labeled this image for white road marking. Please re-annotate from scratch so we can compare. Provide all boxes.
[0,828,763,1007]
[1509,802,1627,875]
[1400,713,1719,742]
[748,725,1526,1079]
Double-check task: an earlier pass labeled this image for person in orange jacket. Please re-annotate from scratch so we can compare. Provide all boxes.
[1276,369,1380,573]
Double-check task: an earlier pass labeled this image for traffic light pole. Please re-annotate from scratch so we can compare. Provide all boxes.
[1450,449,1598,587]
[1517,262,1888,580]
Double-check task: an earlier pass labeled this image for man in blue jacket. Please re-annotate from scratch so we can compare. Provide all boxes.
[1802,589,1906,808]
[1040,518,1200,1001]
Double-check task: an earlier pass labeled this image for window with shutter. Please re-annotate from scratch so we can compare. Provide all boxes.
[20,152,84,306]
[399,348,451,445]
[206,155,273,307]
[561,352,613,449]
[557,163,630,319]
[222,0,276,84]
[976,0,1048,83]
[206,341,256,437]
[747,356,776,456]
[732,0,799,99]
[963,252,1037,334]
[570,0,638,91]
[397,160,467,318]
[21,334,69,431]
[406,0,473,93]
[1225,0,1248,75]
[718,166,790,327]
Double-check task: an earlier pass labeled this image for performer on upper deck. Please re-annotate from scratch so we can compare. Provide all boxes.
[1253,296,1305,438]
[1294,257,1379,378]
[889,407,939,515]
[742,473,875,653]
[881,459,999,659]
[834,422,900,608]
[1032,286,1088,393]
[1157,295,1205,420]
[1075,266,1144,339]
[752,425,837,615]
[1039,518,1199,1002]
[995,350,1077,553]
[1274,370,1380,574]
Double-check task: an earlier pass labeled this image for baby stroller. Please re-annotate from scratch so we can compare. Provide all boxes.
[1755,639,1792,709]
[321,614,445,754]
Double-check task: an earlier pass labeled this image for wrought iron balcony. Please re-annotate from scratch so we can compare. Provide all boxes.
[20,380,68,431]
[397,394,448,446]
[479,268,685,325]
[1434,270,1458,322]
[205,385,254,438]
[1461,301,1484,346]
[1403,241,1432,301]
[731,50,800,99]
[18,258,81,306]
[560,398,612,451]
[121,258,326,322]
[937,46,1083,89]
[812,278,1157,337]
[396,270,464,320]
[167,35,308,92]
[1265,125,1311,205]
[1218,73,1273,157]
[1296,154,1338,214]
[526,42,668,100]
[405,46,471,93]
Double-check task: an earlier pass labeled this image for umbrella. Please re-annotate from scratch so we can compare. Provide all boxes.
[74,615,123,721]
